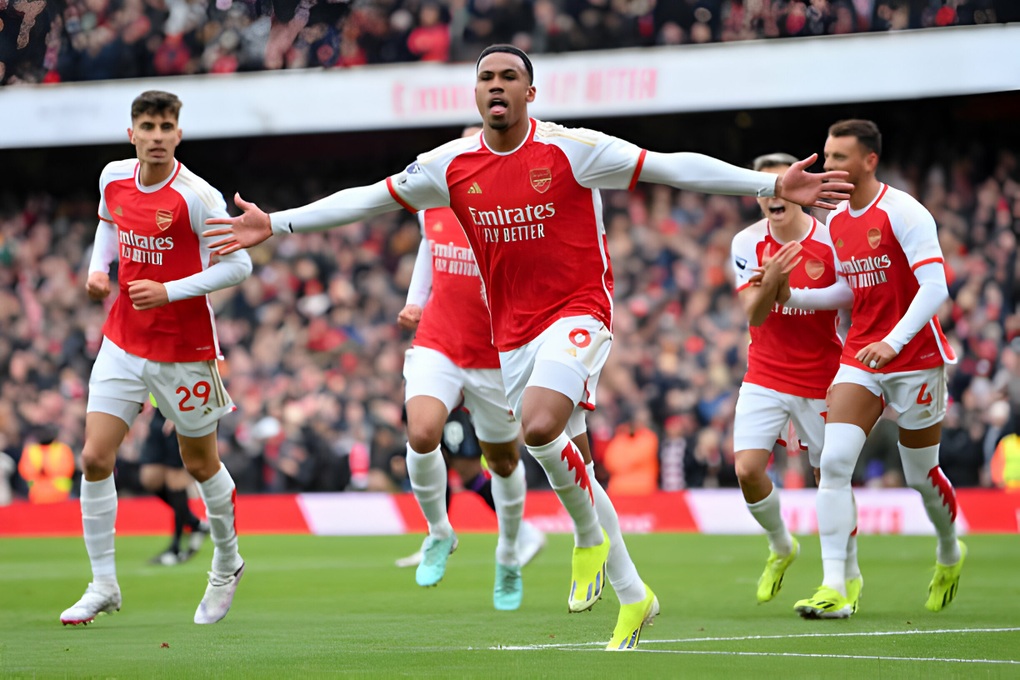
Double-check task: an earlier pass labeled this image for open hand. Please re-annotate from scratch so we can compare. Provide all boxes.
[777,154,854,210]
[206,193,273,255]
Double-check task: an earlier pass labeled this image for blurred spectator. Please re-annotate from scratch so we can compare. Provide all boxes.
[658,412,695,491]
[1,120,1018,498]
[939,401,985,487]
[17,426,76,503]
[0,0,1009,85]
[853,408,903,488]
[990,423,1020,490]
[0,450,16,505]
[603,407,659,496]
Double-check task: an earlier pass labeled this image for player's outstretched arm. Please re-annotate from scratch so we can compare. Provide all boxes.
[207,181,405,255]
[639,152,852,210]
[774,154,853,210]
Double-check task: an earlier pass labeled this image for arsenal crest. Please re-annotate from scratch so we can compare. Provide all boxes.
[804,259,825,280]
[867,228,882,249]
[530,168,552,193]
[155,209,173,231]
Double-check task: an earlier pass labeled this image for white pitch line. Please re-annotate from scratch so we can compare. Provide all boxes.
[492,626,1020,651]
[629,650,1020,665]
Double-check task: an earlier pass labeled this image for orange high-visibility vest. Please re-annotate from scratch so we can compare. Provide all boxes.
[18,441,75,503]
[991,434,1020,491]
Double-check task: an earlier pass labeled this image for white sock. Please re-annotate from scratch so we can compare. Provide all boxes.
[846,529,861,580]
[817,423,866,595]
[846,492,861,580]
[197,464,243,576]
[526,433,601,546]
[899,443,961,565]
[746,487,793,556]
[491,463,525,566]
[81,475,118,584]
[589,462,646,605]
[406,445,453,540]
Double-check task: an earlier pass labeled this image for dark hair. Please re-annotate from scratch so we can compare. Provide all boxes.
[476,44,534,84]
[752,152,799,172]
[828,119,882,157]
[131,90,183,121]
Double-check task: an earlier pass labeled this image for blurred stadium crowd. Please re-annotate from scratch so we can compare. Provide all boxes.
[1,141,1018,500]
[1,0,1018,503]
[0,0,1013,85]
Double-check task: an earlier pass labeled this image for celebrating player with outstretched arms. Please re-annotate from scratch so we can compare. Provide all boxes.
[207,45,852,650]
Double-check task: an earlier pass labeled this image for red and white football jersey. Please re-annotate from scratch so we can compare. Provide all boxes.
[386,119,645,351]
[827,184,955,372]
[98,159,230,362]
[731,217,843,399]
[414,207,500,369]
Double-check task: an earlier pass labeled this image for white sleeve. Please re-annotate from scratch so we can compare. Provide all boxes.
[887,192,944,268]
[880,262,949,354]
[164,252,251,303]
[406,215,433,308]
[270,181,407,235]
[88,220,119,274]
[730,228,760,290]
[640,152,778,197]
[786,280,854,310]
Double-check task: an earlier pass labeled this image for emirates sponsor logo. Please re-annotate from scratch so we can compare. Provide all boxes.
[842,254,892,274]
[155,209,173,231]
[468,202,556,227]
[804,259,825,280]
[530,168,552,193]
[867,228,882,249]
[119,229,174,265]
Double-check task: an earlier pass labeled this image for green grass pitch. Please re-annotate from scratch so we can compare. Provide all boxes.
[1,533,1018,679]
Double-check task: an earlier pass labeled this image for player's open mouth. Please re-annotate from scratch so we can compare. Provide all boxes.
[768,205,785,216]
[489,98,507,115]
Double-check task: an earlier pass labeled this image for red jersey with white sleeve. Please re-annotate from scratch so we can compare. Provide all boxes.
[413,207,500,369]
[96,159,250,362]
[385,120,645,352]
[731,217,843,399]
[827,183,955,372]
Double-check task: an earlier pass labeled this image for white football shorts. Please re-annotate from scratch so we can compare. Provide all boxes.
[403,346,519,444]
[832,364,947,430]
[499,315,612,439]
[733,382,827,467]
[87,337,234,437]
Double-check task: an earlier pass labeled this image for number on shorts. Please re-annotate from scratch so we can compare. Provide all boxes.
[176,381,212,412]
[916,382,933,406]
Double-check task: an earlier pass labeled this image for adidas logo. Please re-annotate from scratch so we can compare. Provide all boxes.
[114,206,123,216]
[467,182,482,194]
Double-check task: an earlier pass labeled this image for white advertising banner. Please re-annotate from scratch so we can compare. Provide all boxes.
[1,24,1017,148]
[686,488,971,535]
